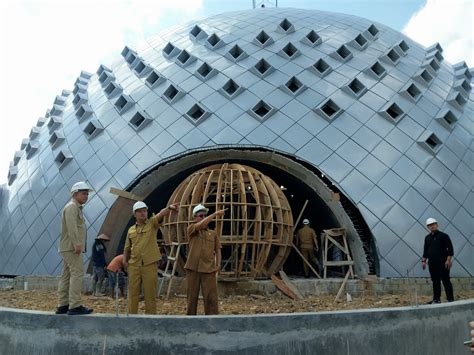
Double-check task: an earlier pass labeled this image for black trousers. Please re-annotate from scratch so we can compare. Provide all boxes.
[428,260,454,301]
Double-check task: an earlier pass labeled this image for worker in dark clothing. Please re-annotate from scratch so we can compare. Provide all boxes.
[91,234,110,296]
[421,218,454,304]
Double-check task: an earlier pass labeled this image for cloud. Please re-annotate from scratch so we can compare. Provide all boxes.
[403,0,473,66]
[0,0,203,184]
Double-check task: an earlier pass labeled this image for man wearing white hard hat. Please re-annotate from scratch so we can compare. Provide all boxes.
[185,204,226,315]
[123,200,179,314]
[296,219,320,278]
[421,218,454,304]
[56,181,94,315]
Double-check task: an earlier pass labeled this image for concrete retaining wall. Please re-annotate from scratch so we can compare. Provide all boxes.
[0,300,472,355]
[1,276,473,298]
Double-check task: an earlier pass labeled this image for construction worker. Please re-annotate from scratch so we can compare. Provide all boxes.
[123,201,179,314]
[91,234,110,296]
[56,181,94,315]
[422,218,454,304]
[185,204,225,315]
[296,219,320,278]
[106,254,126,298]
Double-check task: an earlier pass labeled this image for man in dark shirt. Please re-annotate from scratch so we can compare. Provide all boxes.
[421,218,454,304]
[91,234,110,296]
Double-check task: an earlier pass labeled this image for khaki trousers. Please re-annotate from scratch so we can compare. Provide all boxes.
[301,248,319,277]
[127,262,157,314]
[58,251,84,308]
[186,269,218,315]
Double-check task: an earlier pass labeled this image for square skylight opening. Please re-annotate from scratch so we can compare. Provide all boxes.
[305,30,321,45]
[433,51,443,62]
[36,117,46,127]
[105,82,122,98]
[114,94,134,114]
[282,76,306,95]
[99,71,115,86]
[75,104,93,121]
[55,150,72,168]
[129,111,151,131]
[73,92,87,108]
[73,83,87,96]
[449,92,467,108]
[121,46,132,59]
[379,102,405,122]
[436,109,458,130]
[255,30,273,47]
[226,44,247,61]
[125,52,137,65]
[163,42,179,58]
[403,82,422,101]
[47,116,62,132]
[196,62,217,80]
[366,24,379,38]
[220,79,244,99]
[426,58,440,72]
[49,131,65,148]
[418,131,442,154]
[311,58,331,77]
[54,95,66,106]
[133,61,150,76]
[249,100,276,121]
[386,48,400,64]
[354,33,368,48]
[397,40,409,55]
[417,69,434,85]
[277,18,295,33]
[50,105,64,117]
[333,44,353,61]
[252,58,274,77]
[97,64,110,77]
[454,79,471,94]
[162,84,184,103]
[25,142,39,159]
[314,99,343,121]
[369,61,387,79]
[13,151,22,165]
[190,25,207,40]
[280,42,300,59]
[206,33,224,49]
[344,78,367,97]
[29,127,40,139]
[84,120,104,140]
[176,49,196,66]
[145,71,166,88]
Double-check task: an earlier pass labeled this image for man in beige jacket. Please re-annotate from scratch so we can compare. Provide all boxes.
[56,181,94,315]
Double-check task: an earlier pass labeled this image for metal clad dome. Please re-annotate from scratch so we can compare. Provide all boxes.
[0,8,472,277]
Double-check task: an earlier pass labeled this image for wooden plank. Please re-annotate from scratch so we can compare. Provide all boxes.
[279,270,303,299]
[109,187,143,201]
[271,274,297,300]
[334,269,351,302]
[291,243,321,278]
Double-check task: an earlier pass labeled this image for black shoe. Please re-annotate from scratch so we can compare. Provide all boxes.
[55,305,69,314]
[426,300,441,304]
[67,305,93,315]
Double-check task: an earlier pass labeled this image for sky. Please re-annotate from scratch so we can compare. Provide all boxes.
[0,0,472,185]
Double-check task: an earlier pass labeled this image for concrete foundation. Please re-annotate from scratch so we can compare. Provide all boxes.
[0,300,472,355]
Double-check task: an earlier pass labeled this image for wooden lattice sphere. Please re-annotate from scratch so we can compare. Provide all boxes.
[161,163,294,279]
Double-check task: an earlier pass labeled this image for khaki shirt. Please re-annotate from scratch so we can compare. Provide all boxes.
[59,199,86,252]
[124,216,161,266]
[297,226,317,250]
[184,224,221,273]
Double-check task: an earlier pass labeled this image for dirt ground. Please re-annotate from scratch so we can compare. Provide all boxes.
[1,289,473,315]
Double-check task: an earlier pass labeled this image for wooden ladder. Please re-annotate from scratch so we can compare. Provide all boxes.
[158,242,181,298]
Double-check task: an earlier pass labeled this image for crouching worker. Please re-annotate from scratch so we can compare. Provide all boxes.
[123,201,179,314]
[185,204,226,315]
[106,254,126,298]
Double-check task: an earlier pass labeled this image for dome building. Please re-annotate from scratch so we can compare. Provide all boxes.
[0,8,472,278]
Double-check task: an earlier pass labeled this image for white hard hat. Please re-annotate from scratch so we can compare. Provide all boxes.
[303,219,310,225]
[133,201,148,213]
[426,218,438,226]
[70,181,93,194]
[192,204,209,216]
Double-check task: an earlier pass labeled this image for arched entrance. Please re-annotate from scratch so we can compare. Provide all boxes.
[98,147,373,278]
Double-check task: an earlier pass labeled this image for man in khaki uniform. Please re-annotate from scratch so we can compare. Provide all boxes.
[56,181,94,315]
[296,219,320,278]
[123,201,178,314]
[185,204,225,315]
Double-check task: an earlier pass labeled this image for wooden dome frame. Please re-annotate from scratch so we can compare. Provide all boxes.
[161,163,294,279]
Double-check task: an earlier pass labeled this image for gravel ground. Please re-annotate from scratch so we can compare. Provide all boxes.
[1,289,472,315]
